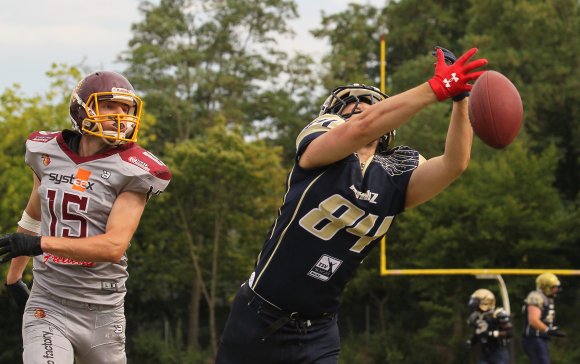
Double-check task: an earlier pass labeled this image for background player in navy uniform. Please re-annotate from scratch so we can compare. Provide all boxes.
[0,71,171,364]
[215,46,488,363]
[466,289,513,364]
[521,273,566,364]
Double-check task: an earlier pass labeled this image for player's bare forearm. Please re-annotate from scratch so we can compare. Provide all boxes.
[41,235,129,263]
[41,191,147,263]
[442,98,473,173]
[358,83,437,137]
[301,83,437,168]
[6,256,31,284]
[528,306,548,332]
[404,100,472,208]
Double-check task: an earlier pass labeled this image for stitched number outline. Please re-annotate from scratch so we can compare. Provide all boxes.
[47,189,89,237]
[299,194,393,253]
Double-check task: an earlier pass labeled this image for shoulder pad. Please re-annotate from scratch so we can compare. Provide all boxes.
[467,311,480,325]
[119,145,171,180]
[27,131,59,143]
[295,114,345,150]
[525,291,546,308]
[374,146,420,176]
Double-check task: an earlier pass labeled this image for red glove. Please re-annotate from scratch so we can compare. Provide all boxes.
[428,48,488,101]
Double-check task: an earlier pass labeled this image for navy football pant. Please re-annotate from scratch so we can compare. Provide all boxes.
[522,337,550,364]
[478,345,509,364]
[216,283,340,364]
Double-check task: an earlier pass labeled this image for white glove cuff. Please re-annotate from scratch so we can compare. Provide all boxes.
[18,210,41,234]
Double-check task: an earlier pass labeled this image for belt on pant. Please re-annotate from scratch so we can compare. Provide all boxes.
[241,283,335,341]
[37,286,117,311]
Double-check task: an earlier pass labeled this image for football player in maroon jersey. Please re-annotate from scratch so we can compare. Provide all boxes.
[1,71,171,364]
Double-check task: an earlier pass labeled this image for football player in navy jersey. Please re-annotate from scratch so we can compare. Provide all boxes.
[522,273,566,364]
[215,47,487,363]
[466,289,513,364]
[1,71,171,364]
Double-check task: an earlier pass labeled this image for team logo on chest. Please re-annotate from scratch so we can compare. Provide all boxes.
[72,168,92,192]
[48,168,94,192]
[308,255,342,282]
[349,185,378,204]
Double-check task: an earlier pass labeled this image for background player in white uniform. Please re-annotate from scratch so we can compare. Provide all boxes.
[216,47,487,363]
[0,71,171,364]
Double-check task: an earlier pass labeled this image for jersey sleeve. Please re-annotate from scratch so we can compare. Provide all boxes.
[525,291,546,308]
[295,114,346,160]
[119,146,171,199]
[25,131,60,177]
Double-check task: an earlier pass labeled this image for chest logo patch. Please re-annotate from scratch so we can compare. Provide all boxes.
[41,154,51,166]
[349,185,378,204]
[308,255,342,282]
[72,168,92,192]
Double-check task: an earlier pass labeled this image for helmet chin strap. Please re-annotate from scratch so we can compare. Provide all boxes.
[101,131,126,145]
[82,116,133,145]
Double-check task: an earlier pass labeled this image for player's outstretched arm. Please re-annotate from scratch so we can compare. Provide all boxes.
[298,48,486,170]
[404,99,473,208]
[299,83,436,170]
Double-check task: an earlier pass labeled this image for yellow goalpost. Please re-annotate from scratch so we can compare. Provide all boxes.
[379,237,580,277]
[377,35,579,278]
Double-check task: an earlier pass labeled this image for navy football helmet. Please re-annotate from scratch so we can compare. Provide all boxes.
[319,83,395,152]
[536,272,561,297]
[469,288,496,312]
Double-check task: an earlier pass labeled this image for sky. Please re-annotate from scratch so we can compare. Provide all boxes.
[0,0,384,96]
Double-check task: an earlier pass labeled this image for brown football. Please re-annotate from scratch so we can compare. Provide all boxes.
[468,71,523,149]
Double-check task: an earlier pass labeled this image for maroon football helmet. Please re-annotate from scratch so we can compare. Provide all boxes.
[69,71,143,144]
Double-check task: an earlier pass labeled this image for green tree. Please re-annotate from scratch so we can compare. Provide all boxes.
[128,123,285,359]
[312,4,383,90]
[464,0,580,200]
[121,0,300,146]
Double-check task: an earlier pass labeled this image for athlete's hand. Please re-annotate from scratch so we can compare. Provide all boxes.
[428,48,488,101]
[5,280,30,314]
[431,46,469,101]
[0,233,43,263]
[488,329,511,338]
[546,326,567,338]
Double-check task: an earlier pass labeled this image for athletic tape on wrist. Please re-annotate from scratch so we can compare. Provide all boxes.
[17,210,41,234]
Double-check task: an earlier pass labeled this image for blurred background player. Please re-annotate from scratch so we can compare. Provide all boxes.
[215,47,487,363]
[0,71,171,364]
[467,288,513,364]
[521,272,566,364]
